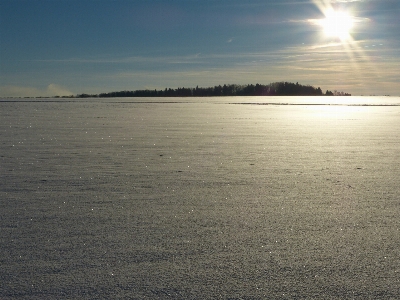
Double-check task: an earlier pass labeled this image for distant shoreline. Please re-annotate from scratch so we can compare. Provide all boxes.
[73,82,350,98]
[2,100,399,107]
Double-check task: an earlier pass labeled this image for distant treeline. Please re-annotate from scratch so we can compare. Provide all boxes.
[75,82,351,98]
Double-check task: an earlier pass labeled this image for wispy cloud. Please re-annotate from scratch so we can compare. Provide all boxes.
[31,54,208,65]
[84,38,399,95]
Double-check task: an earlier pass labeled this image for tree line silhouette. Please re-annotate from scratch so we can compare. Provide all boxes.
[76,82,350,98]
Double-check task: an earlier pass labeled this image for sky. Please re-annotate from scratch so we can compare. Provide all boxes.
[1,0,399,97]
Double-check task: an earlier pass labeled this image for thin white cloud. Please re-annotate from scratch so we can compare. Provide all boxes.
[88,39,399,96]
[32,54,207,65]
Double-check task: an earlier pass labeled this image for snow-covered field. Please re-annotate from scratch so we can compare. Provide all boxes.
[1,97,399,299]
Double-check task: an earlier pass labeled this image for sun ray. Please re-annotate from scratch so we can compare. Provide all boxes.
[310,0,381,95]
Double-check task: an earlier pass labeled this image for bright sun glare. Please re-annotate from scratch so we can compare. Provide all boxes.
[321,10,354,40]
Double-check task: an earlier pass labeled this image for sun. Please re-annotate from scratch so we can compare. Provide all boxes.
[321,9,354,40]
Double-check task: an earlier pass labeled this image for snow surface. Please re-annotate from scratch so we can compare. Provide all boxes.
[1,97,399,299]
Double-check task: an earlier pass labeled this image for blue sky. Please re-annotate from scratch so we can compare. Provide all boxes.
[1,0,399,96]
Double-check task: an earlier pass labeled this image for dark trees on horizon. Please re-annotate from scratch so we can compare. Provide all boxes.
[76,82,350,98]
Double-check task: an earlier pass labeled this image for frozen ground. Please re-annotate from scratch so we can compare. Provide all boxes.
[1,97,399,299]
